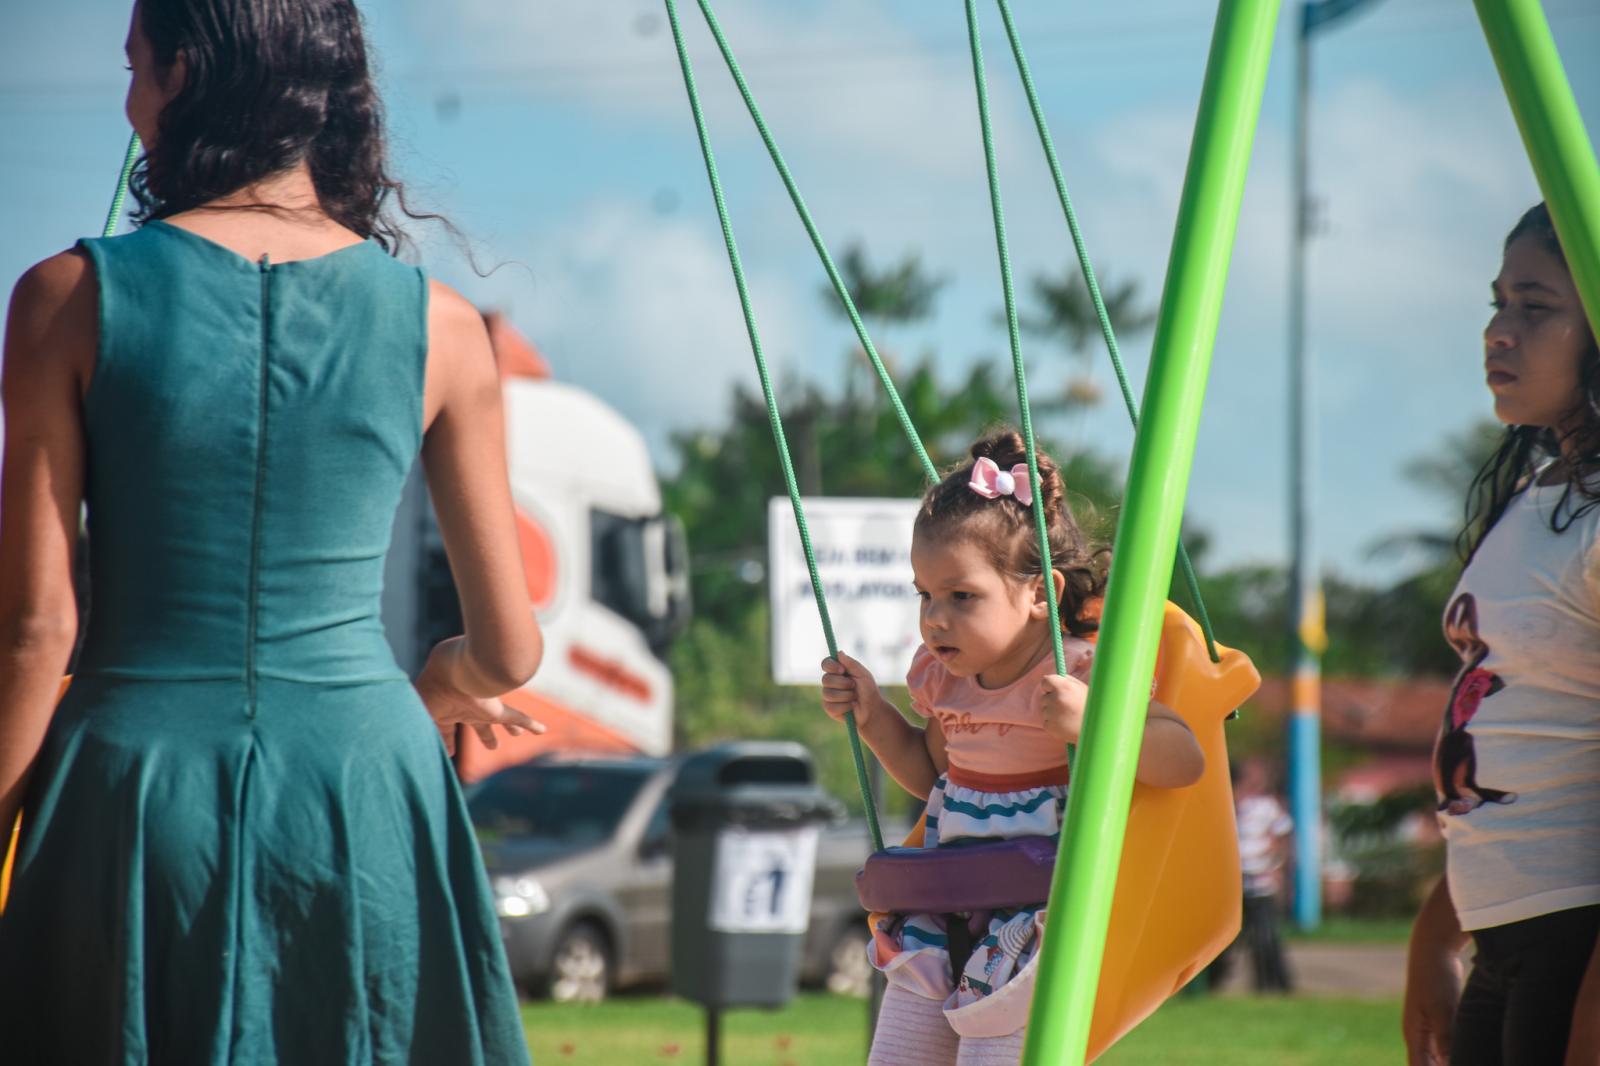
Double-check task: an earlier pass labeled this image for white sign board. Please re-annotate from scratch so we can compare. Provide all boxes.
[707,826,820,934]
[768,496,922,687]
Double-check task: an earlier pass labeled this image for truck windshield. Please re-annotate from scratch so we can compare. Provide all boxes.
[467,765,653,845]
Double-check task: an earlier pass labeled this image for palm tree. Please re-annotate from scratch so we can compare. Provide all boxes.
[1018,265,1157,362]
[1011,265,1157,421]
[1367,420,1504,568]
[821,244,945,330]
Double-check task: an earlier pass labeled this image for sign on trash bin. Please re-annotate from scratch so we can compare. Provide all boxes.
[768,496,921,686]
[707,826,819,934]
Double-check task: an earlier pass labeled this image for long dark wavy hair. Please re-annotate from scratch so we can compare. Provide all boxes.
[1460,203,1600,563]
[130,0,434,254]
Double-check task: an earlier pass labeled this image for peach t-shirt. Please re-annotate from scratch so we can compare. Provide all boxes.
[906,637,1094,784]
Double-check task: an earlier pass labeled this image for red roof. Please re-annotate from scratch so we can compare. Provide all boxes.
[1250,676,1449,752]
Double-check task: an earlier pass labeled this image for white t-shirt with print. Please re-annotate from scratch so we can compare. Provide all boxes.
[1439,480,1600,931]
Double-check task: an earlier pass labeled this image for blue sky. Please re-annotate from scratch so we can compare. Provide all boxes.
[3,1,1598,585]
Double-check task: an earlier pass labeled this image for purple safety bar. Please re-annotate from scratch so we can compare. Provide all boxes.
[855,836,1057,913]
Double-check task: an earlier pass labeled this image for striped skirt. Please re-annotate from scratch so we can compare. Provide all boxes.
[869,769,1068,1037]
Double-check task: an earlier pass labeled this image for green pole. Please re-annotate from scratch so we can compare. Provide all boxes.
[1019,0,1279,1061]
[1474,0,1600,336]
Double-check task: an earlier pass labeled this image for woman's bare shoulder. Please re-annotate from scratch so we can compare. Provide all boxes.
[6,249,96,379]
[421,279,498,430]
[11,248,95,316]
[427,278,488,343]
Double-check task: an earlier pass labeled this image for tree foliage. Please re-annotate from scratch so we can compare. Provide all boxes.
[820,243,945,328]
[1017,264,1158,362]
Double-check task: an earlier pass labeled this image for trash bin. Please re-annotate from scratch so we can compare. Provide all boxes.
[669,741,840,1008]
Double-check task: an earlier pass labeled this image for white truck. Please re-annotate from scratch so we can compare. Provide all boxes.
[382,314,690,781]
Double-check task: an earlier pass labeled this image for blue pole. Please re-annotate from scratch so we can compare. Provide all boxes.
[1288,14,1323,929]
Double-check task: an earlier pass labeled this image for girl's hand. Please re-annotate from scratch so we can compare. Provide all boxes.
[1039,673,1089,744]
[416,639,546,756]
[820,652,882,728]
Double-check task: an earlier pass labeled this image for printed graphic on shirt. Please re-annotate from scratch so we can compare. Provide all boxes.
[1433,593,1517,816]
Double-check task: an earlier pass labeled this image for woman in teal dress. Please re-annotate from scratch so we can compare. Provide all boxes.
[0,2,544,1062]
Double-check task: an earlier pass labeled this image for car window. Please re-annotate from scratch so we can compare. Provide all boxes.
[467,765,652,845]
[640,798,672,855]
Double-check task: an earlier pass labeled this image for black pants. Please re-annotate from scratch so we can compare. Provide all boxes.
[1239,894,1292,992]
[1208,895,1292,993]
[1452,904,1600,1066]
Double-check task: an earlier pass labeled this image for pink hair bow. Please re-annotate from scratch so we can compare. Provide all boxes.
[968,457,1033,505]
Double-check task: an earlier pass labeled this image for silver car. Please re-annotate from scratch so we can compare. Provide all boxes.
[469,754,876,1002]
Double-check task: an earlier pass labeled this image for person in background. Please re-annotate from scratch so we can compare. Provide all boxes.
[1233,756,1295,993]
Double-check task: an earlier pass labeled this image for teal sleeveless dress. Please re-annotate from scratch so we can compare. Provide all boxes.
[0,221,530,1065]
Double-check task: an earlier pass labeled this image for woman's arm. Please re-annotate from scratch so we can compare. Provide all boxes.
[0,252,94,839]
[1403,874,1468,1066]
[417,283,543,742]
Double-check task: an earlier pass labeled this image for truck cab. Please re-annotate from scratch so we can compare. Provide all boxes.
[382,314,690,780]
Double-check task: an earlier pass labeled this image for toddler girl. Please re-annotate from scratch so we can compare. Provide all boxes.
[821,429,1204,1065]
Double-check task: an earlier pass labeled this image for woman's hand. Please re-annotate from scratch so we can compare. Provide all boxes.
[1039,673,1089,744]
[416,638,545,756]
[1403,952,1462,1066]
[1404,877,1468,1066]
[820,652,883,729]
[1564,936,1600,1065]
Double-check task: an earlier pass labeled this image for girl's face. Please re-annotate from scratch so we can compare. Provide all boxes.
[911,531,1049,687]
[124,2,183,149]
[1484,235,1595,434]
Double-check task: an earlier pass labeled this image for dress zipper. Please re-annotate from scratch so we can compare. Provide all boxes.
[245,255,271,716]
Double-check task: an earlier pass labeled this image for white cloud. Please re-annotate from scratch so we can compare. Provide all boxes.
[433,200,816,462]
[394,0,1029,179]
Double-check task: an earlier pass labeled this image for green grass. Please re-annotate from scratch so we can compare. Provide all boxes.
[1284,915,1414,944]
[1100,996,1400,1064]
[523,994,861,1065]
[522,992,1402,1064]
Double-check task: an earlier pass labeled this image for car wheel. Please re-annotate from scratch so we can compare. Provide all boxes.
[547,922,612,1004]
[824,926,873,999]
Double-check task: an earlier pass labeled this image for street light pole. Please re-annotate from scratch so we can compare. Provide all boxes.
[1287,11,1325,932]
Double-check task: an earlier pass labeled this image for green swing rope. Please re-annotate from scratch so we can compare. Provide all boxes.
[990,0,1220,663]
[962,0,1069,686]
[662,0,885,853]
[103,132,141,239]
[683,2,1221,663]
[665,0,1242,836]
[688,0,938,488]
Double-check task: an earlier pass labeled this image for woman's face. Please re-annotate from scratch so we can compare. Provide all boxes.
[124,2,182,148]
[1484,234,1595,432]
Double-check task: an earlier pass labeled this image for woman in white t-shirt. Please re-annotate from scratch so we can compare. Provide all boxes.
[1403,203,1600,1066]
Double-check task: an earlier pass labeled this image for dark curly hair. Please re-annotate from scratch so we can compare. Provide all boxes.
[914,429,1108,637]
[130,0,434,254]
[1460,203,1600,563]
